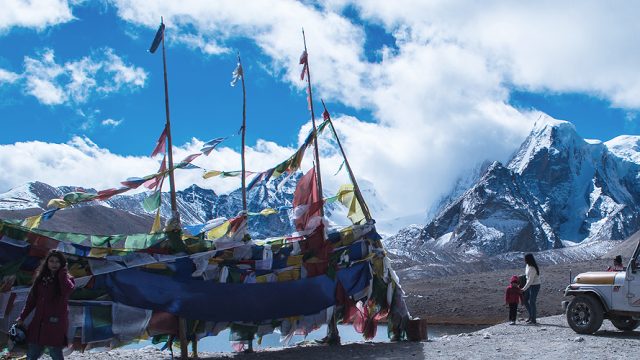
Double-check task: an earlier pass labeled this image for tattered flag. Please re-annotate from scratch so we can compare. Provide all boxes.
[149,23,165,54]
[200,137,225,156]
[230,61,243,87]
[323,109,330,121]
[151,126,167,157]
[299,50,308,80]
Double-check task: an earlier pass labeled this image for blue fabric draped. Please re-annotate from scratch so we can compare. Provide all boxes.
[104,263,369,322]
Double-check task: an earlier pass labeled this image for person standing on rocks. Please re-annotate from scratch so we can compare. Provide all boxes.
[505,275,523,325]
[521,253,540,324]
[16,250,75,360]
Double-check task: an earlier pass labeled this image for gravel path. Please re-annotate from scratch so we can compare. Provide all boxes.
[58,315,638,360]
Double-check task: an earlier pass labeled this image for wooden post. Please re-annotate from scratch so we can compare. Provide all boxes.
[238,55,248,214]
[320,100,372,221]
[302,29,324,216]
[158,17,188,359]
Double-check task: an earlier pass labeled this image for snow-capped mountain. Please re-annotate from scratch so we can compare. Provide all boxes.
[0,172,344,239]
[387,117,640,259]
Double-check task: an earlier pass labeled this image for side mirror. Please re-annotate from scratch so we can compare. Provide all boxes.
[632,260,638,273]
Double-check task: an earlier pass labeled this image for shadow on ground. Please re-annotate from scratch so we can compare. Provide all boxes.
[199,341,427,360]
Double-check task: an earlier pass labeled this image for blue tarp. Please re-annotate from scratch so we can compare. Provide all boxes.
[104,263,369,322]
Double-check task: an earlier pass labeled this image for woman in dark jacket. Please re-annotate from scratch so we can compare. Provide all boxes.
[17,250,75,360]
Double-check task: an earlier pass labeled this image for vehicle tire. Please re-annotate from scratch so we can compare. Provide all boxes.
[610,316,640,331]
[566,295,604,334]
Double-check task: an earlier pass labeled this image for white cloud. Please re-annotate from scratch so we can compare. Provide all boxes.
[6,1,640,223]
[0,68,20,84]
[0,137,158,192]
[0,136,298,199]
[21,48,147,105]
[101,118,123,127]
[341,0,640,108]
[0,0,74,32]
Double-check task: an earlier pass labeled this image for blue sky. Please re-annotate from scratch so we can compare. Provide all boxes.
[1,1,639,222]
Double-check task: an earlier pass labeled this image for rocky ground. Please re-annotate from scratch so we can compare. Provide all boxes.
[58,315,637,360]
[402,259,608,324]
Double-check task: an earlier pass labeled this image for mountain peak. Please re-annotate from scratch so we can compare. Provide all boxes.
[605,135,640,164]
[508,116,584,175]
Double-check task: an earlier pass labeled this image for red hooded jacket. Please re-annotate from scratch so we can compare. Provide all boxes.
[505,283,523,304]
[18,267,75,347]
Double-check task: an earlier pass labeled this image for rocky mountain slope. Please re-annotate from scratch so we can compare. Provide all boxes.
[387,117,640,259]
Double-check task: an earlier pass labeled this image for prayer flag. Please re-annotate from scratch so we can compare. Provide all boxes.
[149,23,165,54]
[292,167,321,231]
[230,61,243,87]
[200,137,225,155]
[47,198,69,209]
[299,50,308,80]
[334,160,345,176]
[150,210,163,233]
[41,208,59,221]
[151,126,167,156]
[22,214,42,229]
[143,191,162,212]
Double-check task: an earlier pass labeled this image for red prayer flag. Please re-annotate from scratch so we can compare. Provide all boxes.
[292,167,321,231]
[299,50,308,80]
[151,126,167,157]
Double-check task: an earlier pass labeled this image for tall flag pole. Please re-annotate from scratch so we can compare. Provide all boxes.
[232,55,248,213]
[301,28,324,217]
[149,17,180,221]
[149,17,188,360]
[301,29,340,345]
[321,100,372,221]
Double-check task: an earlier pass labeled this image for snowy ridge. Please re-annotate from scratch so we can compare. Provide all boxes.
[0,172,349,240]
[388,116,640,261]
[396,239,618,280]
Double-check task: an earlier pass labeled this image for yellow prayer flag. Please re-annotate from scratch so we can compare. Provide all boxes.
[22,214,42,229]
[207,220,230,240]
[337,184,366,225]
[259,208,278,216]
[203,170,223,179]
[150,209,163,233]
[47,198,69,209]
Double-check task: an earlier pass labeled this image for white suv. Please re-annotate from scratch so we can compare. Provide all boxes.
[562,242,640,334]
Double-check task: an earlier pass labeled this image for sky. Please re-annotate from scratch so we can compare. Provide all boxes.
[1,0,639,224]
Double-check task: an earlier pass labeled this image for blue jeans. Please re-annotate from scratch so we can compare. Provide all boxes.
[524,284,541,321]
[27,343,64,360]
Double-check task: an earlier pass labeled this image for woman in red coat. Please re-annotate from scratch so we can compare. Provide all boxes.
[17,250,75,360]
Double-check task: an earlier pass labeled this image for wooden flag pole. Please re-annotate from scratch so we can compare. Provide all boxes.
[158,17,188,360]
[239,54,248,214]
[302,29,325,216]
[320,100,372,221]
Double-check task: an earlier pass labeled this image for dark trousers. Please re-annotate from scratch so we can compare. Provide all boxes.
[508,303,518,322]
[27,343,64,360]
